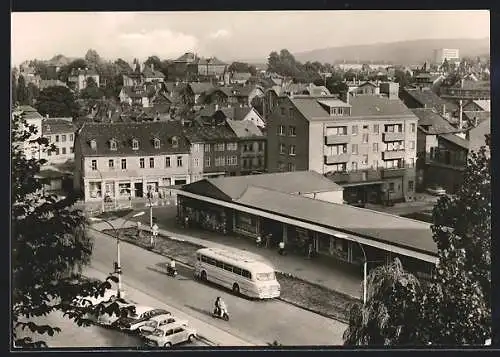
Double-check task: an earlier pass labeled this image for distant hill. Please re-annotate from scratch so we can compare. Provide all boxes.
[243,38,490,66]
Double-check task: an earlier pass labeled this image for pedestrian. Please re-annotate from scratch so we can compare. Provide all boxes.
[265,233,271,248]
[184,216,189,229]
[256,235,262,247]
[136,221,142,238]
[151,223,159,248]
[307,242,313,259]
[278,241,286,255]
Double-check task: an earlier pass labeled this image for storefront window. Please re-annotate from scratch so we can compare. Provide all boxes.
[317,233,330,253]
[89,182,102,198]
[235,212,258,234]
[119,183,131,196]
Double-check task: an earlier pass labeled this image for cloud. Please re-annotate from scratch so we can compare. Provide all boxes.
[208,29,231,39]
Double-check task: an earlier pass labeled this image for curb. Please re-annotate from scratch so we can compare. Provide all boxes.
[92,225,351,324]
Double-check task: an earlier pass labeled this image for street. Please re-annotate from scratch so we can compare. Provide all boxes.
[89,229,347,346]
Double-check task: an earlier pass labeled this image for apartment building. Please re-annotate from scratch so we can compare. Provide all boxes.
[267,94,419,204]
[74,121,191,202]
[42,118,75,164]
[226,119,266,174]
[433,48,460,64]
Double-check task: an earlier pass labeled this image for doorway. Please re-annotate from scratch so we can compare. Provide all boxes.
[134,182,143,198]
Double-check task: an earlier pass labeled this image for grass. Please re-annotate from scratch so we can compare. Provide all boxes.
[96,209,134,220]
[103,228,357,323]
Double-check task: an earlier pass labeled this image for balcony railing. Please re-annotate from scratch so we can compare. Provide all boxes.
[325,135,351,145]
[383,132,405,142]
[324,153,350,165]
[382,149,405,160]
[381,167,407,178]
[325,168,382,184]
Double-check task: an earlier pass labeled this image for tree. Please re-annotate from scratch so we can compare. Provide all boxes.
[58,59,88,83]
[12,69,18,105]
[26,83,40,106]
[228,61,255,74]
[114,58,133,74]
[343,258,422,345]
[11,109,127,347]
[16,75,29,105]
[84,49,102,68]
[80,78,104,100]
[35,86,80,118]
[144,56,162,71]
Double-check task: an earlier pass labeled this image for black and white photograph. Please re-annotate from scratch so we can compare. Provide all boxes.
[11,10,491,349]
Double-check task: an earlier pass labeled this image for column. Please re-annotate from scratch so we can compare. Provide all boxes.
[256,217,261,235]
[232,213,237,232]
[282,222,288,244]
[348,241,353,263]
[314,231,319,253]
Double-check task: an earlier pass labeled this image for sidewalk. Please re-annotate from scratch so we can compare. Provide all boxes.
[84,266,257,347]
[93,217,363,300]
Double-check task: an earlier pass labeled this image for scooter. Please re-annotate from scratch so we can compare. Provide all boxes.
[166,265,178,277]
[212,307,229,321]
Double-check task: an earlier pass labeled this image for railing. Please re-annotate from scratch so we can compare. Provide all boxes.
[382,132,405,142]
[325,135,351,145]
[324,154,350,165]
[382,149,405,161]
[325,166,414,183]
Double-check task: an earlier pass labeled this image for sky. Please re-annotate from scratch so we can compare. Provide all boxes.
[11,10,490,66]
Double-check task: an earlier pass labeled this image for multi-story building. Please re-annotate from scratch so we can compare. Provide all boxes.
[197,57,228,77]
[68,68,100,92]
[183,124,240,178]
[74,121,191,202]
[41,118,75,164]
[433,48,460,64]
[266,94,419,204]
[226,119,266,175]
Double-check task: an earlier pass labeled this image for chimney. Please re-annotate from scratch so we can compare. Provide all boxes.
[461,79,465,88]
[151,63,154,71]
[442,104,446,116]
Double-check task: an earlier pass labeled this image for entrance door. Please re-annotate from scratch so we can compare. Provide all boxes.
[134,182,143,198]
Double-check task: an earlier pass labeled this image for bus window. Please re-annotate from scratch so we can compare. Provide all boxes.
[233,267,242,275]
[197,254,201,261]
[216,260,223,268]
[256,272,275,281]
[223,263,233,272]
[201,255,208,263]
[208,258,216,265]
[242,270,252,279]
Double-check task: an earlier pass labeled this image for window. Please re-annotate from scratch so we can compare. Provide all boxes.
[352,161,358,170]
[362,154,368,165]
[69,134,74,141]
[389,182,395,191]
[55,148,60,155]
[289,126,296,136]
[362,133,369,143]
[204,144,211,152]
[149,157,155,168]
[278,125,285,136]
[70,147,74,154]
[165,156,171,167]
[61,134,66,142]
[330,144,347,155]
[108,159,114,169]
[90,139,96,149]
[47,136,51,143]
[132,139,139,150]
[47,150,52,156]
[242,270,252,279]
[373,142,378,152]
[91,160,97,170]
[205,157,211,167]
[331,163,347,172]
[363,125,368,129]
[110,140,117,151]
[121,159,127,169]
[227,142,237,151]
[62,147,66,155]
[154,138,160,149]
[352,144,358,155]
[55,135,60,142]
[215,143,225,151]
[410,141,415,150]
[408,180,415,191]
[289,145,296,156]
[194,158,199,167]
[289,108,294,117]
[139,158,145,168]
[373,124,379,134]
[228,156,237,166]
[258,142,264,151]
[280,107,285,115]
[177,156,183,167]
[352,125,358,135]
[410,123,416,133]
[279,143,286,154]
[397,124,403,132]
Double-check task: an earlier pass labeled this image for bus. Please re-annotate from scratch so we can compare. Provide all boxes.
[194,247,281,299]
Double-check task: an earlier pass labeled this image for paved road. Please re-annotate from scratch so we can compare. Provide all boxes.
[90,229,347,346]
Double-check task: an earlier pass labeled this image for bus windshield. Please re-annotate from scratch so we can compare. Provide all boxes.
[256,272,275,281]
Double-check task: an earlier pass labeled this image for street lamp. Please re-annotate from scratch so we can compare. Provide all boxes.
[334,233,367,305]
[89,211,145,298]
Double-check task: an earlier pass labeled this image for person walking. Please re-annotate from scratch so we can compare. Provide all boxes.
[151,223,158,248]
[136,221,142,239]
[278,241,286,255]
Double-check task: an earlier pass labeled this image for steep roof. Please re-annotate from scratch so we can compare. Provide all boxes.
[189,82,215,95]
[174,52,197,63]
[232,72,252,81]
[403,88,459,113]
[226,119,263,138]
[77,121,189,157]
[183,124,238,143]
[190,170,343,200]
[349,95,417,117]
[42,118,74,135]
[218,106,254,121]
[306,85,331,96]
[411,108,458,135]
[472,100,490,112]
[468,118,490,152]
[289,96,332,121]
[142,66,165,79]
[234,186,435,255]
[439,133,469,150]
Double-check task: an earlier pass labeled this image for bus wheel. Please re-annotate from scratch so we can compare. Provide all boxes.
[232,283,240,295]
[200,271,207,282]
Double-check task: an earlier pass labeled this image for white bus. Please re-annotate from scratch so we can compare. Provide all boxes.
[194,247,281,299]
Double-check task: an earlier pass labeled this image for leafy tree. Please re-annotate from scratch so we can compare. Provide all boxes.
[394,70,412,89]
[33,61,59,80]
[35,86,80,118]
[16,75,28,105]
[12,69,18,105]
[26,83,40,106]
[80,78,104,100]
[144,56,162,71]
[343,258,422,345]
[228,61,256,75]
[11,109,126,347]
[441,58,450,73]
[114,58,133,74]
[58,59,88,83]
[84,49,102,68]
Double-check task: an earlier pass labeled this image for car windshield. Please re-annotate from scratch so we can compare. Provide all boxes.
[152,329,164,337]
[256,272,275,281]
[144,321,156,327]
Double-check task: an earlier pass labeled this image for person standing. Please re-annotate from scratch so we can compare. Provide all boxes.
[278,241,286,255]
[136,221,142,238]
[151,223,158,248]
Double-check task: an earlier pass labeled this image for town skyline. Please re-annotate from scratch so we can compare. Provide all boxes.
[11,10,490,66]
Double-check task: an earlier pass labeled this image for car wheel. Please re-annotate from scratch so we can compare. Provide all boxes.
[164,342,172,348]
[232,283,240,295]
[200,271,207,282]
[188,334,195,342]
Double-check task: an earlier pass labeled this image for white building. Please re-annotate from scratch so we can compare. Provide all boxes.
[433,48,460,64]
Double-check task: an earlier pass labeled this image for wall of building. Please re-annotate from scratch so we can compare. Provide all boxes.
[202,142,240,175]
[308,122,324,173]
[242,110,265,128]
[42,131,75,164]
[241,139,266,173]
[189,143,204,183]
[425,164,464,194]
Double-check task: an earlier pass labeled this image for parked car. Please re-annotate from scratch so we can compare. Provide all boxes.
[70,289,120,323]
[426,185,447,196]
[96,299,136,327]
[139,315,188,336]
[143,323,197,348]
[114,307,171,332]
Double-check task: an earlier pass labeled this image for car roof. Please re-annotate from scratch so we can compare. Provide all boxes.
[157,321,190,331]
[149,314,172,321]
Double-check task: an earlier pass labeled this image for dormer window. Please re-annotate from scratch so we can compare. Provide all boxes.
[90,139,97,150]
[171,136,179,148]
[132,139,139,150]
[154,138,161,149]
[110,139,117,151]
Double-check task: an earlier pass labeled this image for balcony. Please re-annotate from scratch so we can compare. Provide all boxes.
[382,149,405,160]
[326,169,382,184]
[383,132,405,142]
[381,167,407,178]
[325,135,350,145]
[324,153,349,165]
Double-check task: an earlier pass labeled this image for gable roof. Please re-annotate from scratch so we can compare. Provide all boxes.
[403,89,459,113]
[226,119,263,138]
[411,108,458,135]
[306,85,331,96]
[142,66,165,79]
[77,121,189,157]
[183,124,238,143]
[42,118,75,135]
[184,171,342,200]
[232,72,252,81]
[468,117,490,152]
[218,106,255,121]
[439,133,469,150]
[174,52,197,63]
[234,186,435,256]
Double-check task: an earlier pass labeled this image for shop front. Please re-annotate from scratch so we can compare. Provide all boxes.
[177,195,230,234]
[233,211,260,238]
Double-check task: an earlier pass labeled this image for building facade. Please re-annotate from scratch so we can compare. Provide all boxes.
[74,122,191,202]
[433,48,460,64]
[68,68,100,91]
[226,119,267,175]
[42,118,75,164]
[267,94,419,204]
